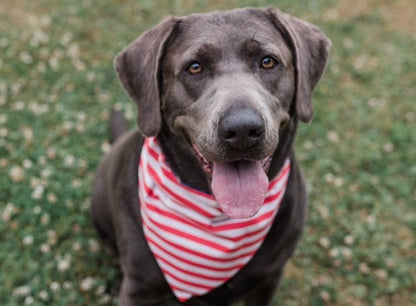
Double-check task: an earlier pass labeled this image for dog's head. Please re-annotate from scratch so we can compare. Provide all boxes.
[115,7,330,218]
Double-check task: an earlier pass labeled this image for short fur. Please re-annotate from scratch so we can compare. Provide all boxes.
[91,7,330,305]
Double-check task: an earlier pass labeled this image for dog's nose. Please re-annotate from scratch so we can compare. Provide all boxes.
[219,108,265,151]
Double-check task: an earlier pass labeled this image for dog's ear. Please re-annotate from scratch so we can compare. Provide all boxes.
[266,7,331,123]
[114,17,177,136]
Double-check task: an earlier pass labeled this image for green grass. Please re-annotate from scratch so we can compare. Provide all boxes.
[0,0,415,304]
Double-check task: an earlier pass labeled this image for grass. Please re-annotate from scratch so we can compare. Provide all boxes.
[0,0,415,305]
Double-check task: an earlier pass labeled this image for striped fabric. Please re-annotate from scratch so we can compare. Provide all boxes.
[138,137,291,302]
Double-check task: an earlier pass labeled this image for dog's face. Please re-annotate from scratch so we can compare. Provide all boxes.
[115,8,330,218]
[161,11,294,165]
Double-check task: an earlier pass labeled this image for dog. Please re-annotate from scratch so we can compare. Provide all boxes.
[91,7,330,305]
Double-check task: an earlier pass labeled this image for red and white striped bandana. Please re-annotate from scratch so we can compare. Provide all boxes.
[138,137,290,302]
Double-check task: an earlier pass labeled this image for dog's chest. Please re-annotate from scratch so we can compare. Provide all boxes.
[138,137,290,302]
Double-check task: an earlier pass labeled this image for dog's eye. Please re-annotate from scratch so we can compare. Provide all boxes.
[260,56,278,69]
[186,61,202,74]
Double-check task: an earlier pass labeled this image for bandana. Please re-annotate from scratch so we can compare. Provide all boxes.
[138,137,290,302]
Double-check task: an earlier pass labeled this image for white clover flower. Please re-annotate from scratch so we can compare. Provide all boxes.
[0,128,8,138]
[80,277,94,292]
[22,159,33,169]
[71,179,81,188]
[33,206,42,214]
[10,166,24,183]
[405,112,415,121]
[76,112,86,122]
[31,185,44,199]
[13,285,31,297]
[41,168,52,178]
[12,82,22,94]
[60,32,73,46]
[343,235,355,245]
[38,156,47,165]
[40,243,51,254]
[13,100,25,110]
[101,142,111,153]
[86,71,96,82]
[366,214,376,224]
[89,239,101,253]
[47,230,58,245]
[23,235,34,245]
[47,193,57,203]
[57,256,71,272]
[341,247,352,259]
[375,269,387,280]
[327,131,339,143]
[2,203,16,222]
[319,237,330,249]
[324,173,334,183]
[333,177,344,187]
[64,155,75,166]
[0,158,7,168]
[21,127,33,141]
[0,114,7,124]
[329,247,339,258]
[38,290,49,301]
[63,281,73,290]
[353,55,366,70]
[24,296,34,305]
[72,242,81,251]
[31,29,49,47]
[367,98,381,108]
[95,285,105,295]
[99,294,112,304]
[76,124,85,133]
[125,106,135,120]
[48,56,59,70]
[40,15,51,26]
[41,213,50,226]
[50,282,60,291]
[98,93,110,103]
[343,38,354,49]
[46,147,56,159]
[78,159,88,170]
[317,205,329,219]
[359,262,371,274]
[20,51,33,64]
[74,60,86,71]
[63,121,73,131]
[67,42,80,59]
[320,290,331,302]
[383,142,394,153]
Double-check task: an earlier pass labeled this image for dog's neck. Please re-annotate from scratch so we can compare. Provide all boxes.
[157,118,298,194]
[268,118,298,179]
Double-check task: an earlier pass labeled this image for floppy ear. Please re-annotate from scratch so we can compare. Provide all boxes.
[114,17,177,136]
[266,7,331,123]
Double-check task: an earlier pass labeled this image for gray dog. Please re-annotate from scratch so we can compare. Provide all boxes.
[91,7,330,305]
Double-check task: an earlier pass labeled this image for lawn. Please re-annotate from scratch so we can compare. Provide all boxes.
[0,0,415,305]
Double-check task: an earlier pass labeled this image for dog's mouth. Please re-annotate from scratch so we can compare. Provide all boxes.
[193,144,271,219]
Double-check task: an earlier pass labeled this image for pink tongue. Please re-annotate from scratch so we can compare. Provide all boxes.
[211,160,269,219]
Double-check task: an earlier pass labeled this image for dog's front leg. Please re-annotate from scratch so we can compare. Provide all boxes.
[115,198,174,306]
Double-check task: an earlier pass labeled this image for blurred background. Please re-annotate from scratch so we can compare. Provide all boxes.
[0,0,414,305]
